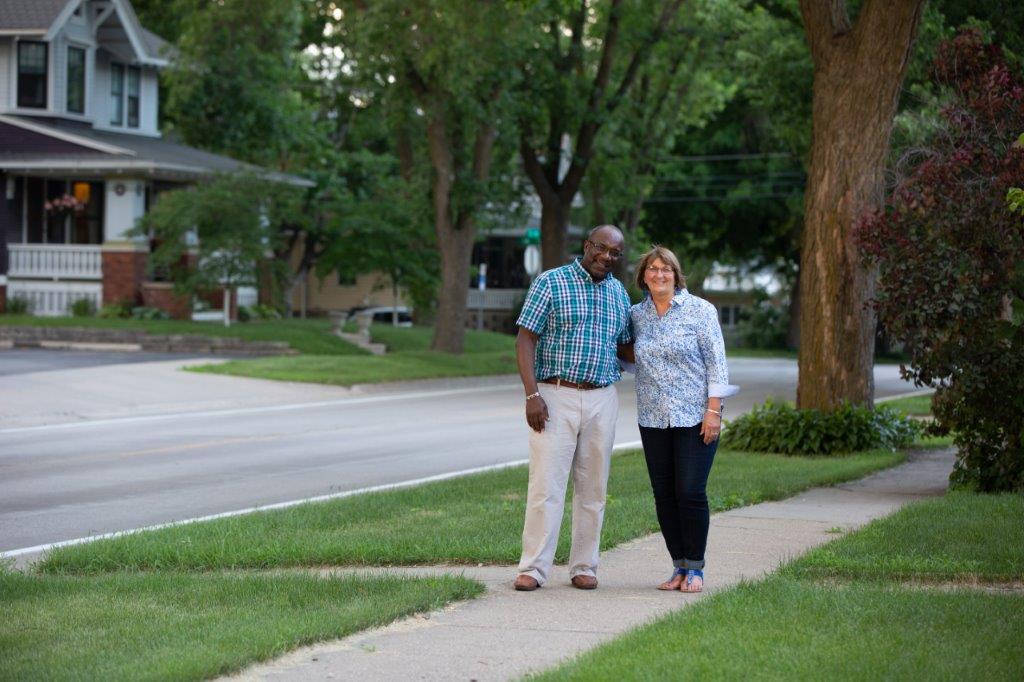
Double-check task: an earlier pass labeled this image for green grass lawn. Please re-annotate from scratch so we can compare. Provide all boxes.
[536,489,1024,681]
[0,570,481,682]
[39,448,903,574]
[532,576,1024,681]
[787,491,1024,582]
[363,323,515,353]
[880,392,935,417]
[0,314,364,355]
[191,349,517,385]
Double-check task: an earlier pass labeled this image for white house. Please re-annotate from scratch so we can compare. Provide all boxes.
[0,0,309,317]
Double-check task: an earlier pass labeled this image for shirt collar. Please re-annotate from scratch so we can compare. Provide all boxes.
[645,289,688,311]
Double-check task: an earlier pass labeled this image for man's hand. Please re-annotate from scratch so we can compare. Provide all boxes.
[526,395,549,432]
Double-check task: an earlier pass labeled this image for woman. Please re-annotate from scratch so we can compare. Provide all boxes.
[628,246,736,593]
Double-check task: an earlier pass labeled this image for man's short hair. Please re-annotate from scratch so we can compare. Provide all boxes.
[634,245,687,292]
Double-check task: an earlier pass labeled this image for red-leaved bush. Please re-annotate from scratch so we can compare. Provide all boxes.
[857,29,1024,492]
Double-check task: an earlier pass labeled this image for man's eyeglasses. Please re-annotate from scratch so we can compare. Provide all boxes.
[586,239,623,259]
[646,265,675,276]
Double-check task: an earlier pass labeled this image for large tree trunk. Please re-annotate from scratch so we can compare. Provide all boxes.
[539,198,571,271]
[796,0,925,410]
[425,111,497,353]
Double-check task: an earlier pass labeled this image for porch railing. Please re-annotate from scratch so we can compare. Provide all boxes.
[467,288,527,311]
[8,244,103,280]
[6,280,103,317]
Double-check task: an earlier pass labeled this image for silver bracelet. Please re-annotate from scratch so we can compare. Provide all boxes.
[526,392,541,401]
[705,408,722,416]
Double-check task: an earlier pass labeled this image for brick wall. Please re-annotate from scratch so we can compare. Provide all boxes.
[141,282,191,320]
[101,248,148,306]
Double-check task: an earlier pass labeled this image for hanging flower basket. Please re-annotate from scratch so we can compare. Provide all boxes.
[44,194,86,216]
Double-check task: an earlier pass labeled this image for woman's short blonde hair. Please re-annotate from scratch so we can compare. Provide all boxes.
[634,245,686,292]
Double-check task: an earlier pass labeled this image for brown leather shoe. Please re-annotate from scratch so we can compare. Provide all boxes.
[571,574,598,590]
[514,574,540,591]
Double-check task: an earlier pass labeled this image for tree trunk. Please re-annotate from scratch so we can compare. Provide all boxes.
[796,0,925,410]
[540,198,571,271]
[425,111,496,353]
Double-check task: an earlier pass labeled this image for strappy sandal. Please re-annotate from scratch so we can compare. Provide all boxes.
[658,567,686,591]
[680,569,703,593]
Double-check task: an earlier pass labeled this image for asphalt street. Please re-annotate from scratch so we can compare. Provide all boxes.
[0,349,917,555]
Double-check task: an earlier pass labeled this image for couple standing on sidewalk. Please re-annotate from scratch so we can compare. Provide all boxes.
[513,225,738,594]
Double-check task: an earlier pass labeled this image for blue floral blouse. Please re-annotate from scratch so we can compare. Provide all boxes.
[631,290,738,428]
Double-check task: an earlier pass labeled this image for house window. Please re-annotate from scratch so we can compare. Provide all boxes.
[127,66,140,128]
[67,46,86,114]
[17,41,48,109]
[110,62,124,125]
[23,178,104,244]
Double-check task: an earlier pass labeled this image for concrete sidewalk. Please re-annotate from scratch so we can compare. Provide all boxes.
[224,447,955,682]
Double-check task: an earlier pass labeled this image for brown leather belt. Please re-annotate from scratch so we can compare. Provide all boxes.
[540,377,603,390]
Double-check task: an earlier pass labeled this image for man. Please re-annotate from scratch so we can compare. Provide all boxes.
[513,225,633,591]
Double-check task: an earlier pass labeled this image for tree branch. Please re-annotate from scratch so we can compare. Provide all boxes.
[798,0,852,64]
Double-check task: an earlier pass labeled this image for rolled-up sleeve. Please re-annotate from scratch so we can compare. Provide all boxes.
[516,274,551,335]
[697,303,738,398]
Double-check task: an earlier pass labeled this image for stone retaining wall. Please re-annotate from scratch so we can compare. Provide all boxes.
[0,326,296,356]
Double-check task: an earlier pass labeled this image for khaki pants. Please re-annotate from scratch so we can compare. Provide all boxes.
[517,383,618,586]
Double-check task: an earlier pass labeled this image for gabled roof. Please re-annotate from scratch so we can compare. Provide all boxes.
[0,0,170,66]
[0,115,314,187]
[0,0,67,33]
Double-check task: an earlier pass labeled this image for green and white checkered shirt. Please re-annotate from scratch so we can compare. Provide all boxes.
[517,259,633,386]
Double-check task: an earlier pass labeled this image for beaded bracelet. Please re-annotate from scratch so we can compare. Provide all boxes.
[526,392,541,401]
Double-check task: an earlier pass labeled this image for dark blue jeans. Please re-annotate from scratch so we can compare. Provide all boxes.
[639,424,717,570]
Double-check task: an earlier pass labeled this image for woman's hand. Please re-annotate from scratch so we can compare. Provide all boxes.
[700,410,721,445]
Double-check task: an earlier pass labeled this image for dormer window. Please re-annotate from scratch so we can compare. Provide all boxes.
[110,63,124,125]
[17,41,48,109]
[67,46,86,114]
[127,66,140,128]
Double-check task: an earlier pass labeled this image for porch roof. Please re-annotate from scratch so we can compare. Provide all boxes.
[0,115,313,187]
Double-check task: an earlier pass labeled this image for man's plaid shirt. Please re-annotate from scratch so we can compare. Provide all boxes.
[517,258,633,386]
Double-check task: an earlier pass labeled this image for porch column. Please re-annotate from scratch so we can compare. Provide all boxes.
[101,179,148,305]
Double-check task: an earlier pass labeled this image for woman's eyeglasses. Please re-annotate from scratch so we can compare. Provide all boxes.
[646,266,674,276]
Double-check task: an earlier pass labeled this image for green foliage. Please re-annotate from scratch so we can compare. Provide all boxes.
[164,0,319,169]
[314,152,438,317]
[68,297,97,318]
[858,33,1024,492]
[130,306,170,321]
[133,172,305,304]
[721,401,920,455]
[5,296,30,314]
[98,300,133,319]
[735,290,790,349]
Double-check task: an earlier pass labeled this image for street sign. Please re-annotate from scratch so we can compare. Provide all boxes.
[524,245,541,277]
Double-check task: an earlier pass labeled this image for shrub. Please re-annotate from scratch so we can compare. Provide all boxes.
[5,296,30,314]
[857,30,1024,491]
[236,305,252,322]
[249,303,281,320]
[68,297,97,317]
[98,300,133,319]
[130,306,170,320]
[720,400,919,456]
[736,290,790,349]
